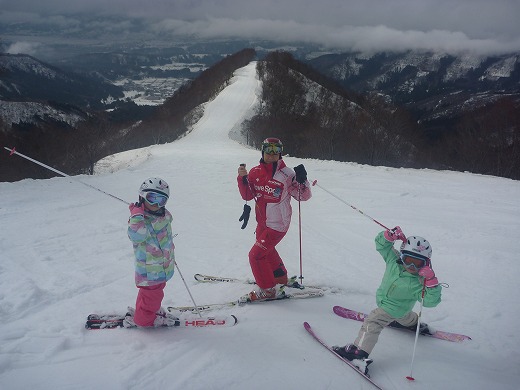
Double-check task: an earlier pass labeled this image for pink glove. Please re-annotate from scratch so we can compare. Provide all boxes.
[418,266,439,288]
[384,226,406,242]
[129,202,145,217]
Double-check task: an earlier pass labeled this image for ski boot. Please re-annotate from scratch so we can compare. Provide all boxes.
[332,344,373,375]
[389,320,435,335]
[123,307,136,328]
[239,284,286,304]
[154,307,180,327]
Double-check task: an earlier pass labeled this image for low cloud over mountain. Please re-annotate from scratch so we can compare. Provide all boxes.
[2,0,520,56]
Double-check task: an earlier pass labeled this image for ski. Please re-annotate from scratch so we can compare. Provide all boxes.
[168,302,238,314]
[194,273,255,284]
[333,306,471,342]
[303,322,384,390]
[85,313,237,330]
[194,273,323,290]
[168,288,324,314]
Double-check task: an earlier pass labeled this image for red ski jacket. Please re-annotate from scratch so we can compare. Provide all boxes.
[237,159,312,232]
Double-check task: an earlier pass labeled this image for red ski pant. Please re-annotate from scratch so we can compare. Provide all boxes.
[249,227,287,289]
[133,282,166,327]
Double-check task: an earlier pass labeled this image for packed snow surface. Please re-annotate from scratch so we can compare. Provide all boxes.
[1,62,519,389]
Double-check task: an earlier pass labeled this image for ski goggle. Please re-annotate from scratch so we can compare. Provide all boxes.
[262,142,283,155]
[144,191,168,207]
[400,254,426,272]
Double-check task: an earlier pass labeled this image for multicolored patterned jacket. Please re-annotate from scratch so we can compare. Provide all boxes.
[128,209,175,287]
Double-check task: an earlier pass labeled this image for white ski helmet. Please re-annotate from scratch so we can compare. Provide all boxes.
[139,177,170,199]
[400,236,432,261]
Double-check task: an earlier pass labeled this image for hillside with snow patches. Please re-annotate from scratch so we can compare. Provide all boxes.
[0,53,122,115]
[0,101,85,127]
[1,62,519,390]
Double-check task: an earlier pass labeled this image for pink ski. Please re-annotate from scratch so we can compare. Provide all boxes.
[333,306,471,343]
[304,322,384,389]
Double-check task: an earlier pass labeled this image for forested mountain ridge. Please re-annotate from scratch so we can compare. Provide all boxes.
[307,51,520,130]
[0,53,123,110]
[245,51,520,179]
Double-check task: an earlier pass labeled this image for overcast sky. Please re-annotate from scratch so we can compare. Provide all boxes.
[1,0,520,55]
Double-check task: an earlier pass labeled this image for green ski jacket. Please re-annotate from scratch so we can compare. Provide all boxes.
[374,231,442,318]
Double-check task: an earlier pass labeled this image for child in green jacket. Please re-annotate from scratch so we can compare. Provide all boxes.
[333,226,442,373]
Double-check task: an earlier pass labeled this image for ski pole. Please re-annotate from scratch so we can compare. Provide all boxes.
[297,184,304,285]
[6,145,201,317]
[173,259,203,318]
[406,281,426,381]
[148,230,202,318]
[3,146,129,205]
[312,180,390,230]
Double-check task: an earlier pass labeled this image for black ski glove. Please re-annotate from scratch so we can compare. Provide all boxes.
[294,164,307,184]
[239,204,251,229]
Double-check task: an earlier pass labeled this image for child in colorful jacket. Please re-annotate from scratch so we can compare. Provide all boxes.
[333,226,442,374]
[126,177,176,327]
[237,137,312,302]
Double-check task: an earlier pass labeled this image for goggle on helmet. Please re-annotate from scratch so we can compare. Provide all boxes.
[399,236,432,271]
[261,137,283,156]
[139,177,170,207]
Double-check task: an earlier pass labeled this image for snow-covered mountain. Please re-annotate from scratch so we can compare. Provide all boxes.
[308,51,520,122]
[3,48,518,135]
[1,61,519,390]
[0,53,123,125]
[0,101,86,128]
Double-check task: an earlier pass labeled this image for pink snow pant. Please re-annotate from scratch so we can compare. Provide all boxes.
[133,282,166,327]
[249,227,287,289]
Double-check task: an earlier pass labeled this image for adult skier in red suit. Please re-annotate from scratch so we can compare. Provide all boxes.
[237,138,312,301]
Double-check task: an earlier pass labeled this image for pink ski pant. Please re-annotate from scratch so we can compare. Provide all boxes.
[249,227,287,289]
[133,282,166,327]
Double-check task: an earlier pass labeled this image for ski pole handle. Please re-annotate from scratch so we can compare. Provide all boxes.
[240,164,248,185]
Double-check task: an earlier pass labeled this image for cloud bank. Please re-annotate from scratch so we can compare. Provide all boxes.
[1,0,519,55]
